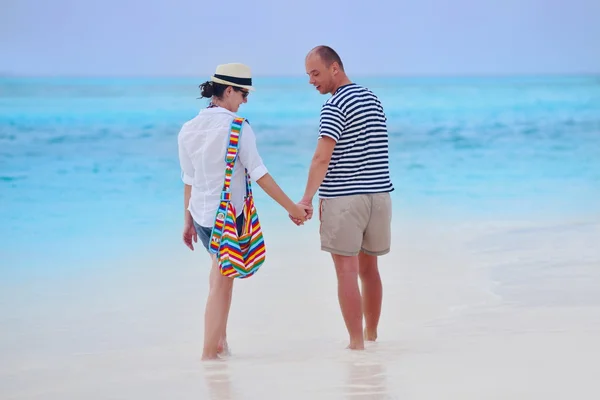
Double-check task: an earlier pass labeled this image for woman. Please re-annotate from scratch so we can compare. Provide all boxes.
[177,63,309,360]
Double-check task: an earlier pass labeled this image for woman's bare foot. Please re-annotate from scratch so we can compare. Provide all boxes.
[364,327,378,342]
[217,338,231,356]
[202,341,230,361]
[201,351,220,361]
[347,339,365,350]
[347,344,365,350]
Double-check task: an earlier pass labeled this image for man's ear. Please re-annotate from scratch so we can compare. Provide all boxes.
[331,62,340,75]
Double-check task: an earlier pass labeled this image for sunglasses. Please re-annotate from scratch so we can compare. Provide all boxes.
[234,87,249,99]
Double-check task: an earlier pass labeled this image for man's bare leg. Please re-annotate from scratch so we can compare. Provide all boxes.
[202,255,234,360]
[332,254,364,350]
[358,252,382,342]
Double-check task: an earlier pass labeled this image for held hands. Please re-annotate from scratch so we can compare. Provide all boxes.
[289,198,314,226]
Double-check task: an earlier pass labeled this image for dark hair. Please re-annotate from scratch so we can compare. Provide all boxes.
[199,80,248,100]
[199,81,228,99]
[311,45,344,71]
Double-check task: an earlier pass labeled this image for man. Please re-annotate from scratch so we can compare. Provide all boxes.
[294,45,394,350]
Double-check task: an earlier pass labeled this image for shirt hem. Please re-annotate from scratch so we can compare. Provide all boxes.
[318,187,394,199]
[189,205,244,228]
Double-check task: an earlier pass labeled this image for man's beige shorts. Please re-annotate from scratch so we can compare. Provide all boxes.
[318,192,392,257]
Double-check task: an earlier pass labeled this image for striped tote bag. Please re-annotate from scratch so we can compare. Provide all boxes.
[208,117,266,279]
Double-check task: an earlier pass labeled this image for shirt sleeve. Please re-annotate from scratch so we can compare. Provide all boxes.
[318,103,345,142]
[177,130,195,185]
[238,121,269,181]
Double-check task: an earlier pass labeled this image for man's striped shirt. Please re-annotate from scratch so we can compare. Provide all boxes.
[318,83,394,198]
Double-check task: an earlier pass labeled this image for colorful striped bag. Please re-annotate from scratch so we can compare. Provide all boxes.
[208,117,266,279]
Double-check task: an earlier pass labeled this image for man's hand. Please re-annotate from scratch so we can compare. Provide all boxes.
[288,202,311,225]
[289,198,314,226]
[299,197,314,220]
[183,220,197,250]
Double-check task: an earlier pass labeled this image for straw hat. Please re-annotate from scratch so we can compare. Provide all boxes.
[210,63,255,91]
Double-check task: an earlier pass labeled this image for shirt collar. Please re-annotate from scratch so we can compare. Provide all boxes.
[199,105,250,124]
[199,105,238,118]
[334,83,356,95]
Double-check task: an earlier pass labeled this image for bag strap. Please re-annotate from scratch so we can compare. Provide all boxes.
[208,116,250,254]
[220,117,252,200]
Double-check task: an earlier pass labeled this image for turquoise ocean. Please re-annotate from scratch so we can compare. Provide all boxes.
[1,75,600,278]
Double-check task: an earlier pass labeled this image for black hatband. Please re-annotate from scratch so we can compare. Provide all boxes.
[213,74,252,86]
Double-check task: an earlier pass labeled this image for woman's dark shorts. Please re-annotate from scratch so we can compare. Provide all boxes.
[193,215,244,252]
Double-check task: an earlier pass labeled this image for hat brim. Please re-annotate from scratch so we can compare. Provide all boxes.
[210,76,255,91]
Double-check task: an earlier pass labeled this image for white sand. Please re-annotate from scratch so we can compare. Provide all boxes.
[1,217,599,399]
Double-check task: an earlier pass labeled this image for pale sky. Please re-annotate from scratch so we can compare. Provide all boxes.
[1,0,599,76]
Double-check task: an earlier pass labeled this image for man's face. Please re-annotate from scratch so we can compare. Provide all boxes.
[305,54,335,95]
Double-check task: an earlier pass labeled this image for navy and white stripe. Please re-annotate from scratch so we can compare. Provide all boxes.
[318,83,394,198]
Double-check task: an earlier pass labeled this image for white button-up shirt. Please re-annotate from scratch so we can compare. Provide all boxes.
[177,106,268,227]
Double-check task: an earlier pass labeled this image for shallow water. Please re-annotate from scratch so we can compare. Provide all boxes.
[1,219,598,399]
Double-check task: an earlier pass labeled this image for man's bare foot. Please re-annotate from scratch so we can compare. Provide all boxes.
[364,328,378,342]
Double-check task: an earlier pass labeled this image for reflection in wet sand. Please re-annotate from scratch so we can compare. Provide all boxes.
[344,355,390,399]
[203,361,234,400]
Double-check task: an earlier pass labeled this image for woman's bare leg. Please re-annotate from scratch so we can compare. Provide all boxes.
[202,255,234,360]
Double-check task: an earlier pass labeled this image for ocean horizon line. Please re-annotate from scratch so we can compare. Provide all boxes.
[1,71,599,81]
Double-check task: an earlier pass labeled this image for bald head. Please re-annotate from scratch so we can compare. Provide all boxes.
[305,45,351,95]
[307,45,344,71]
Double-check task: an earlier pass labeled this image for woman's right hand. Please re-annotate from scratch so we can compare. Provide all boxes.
[182,220,197,251]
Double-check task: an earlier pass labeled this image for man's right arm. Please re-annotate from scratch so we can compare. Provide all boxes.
[300,103,345,204]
